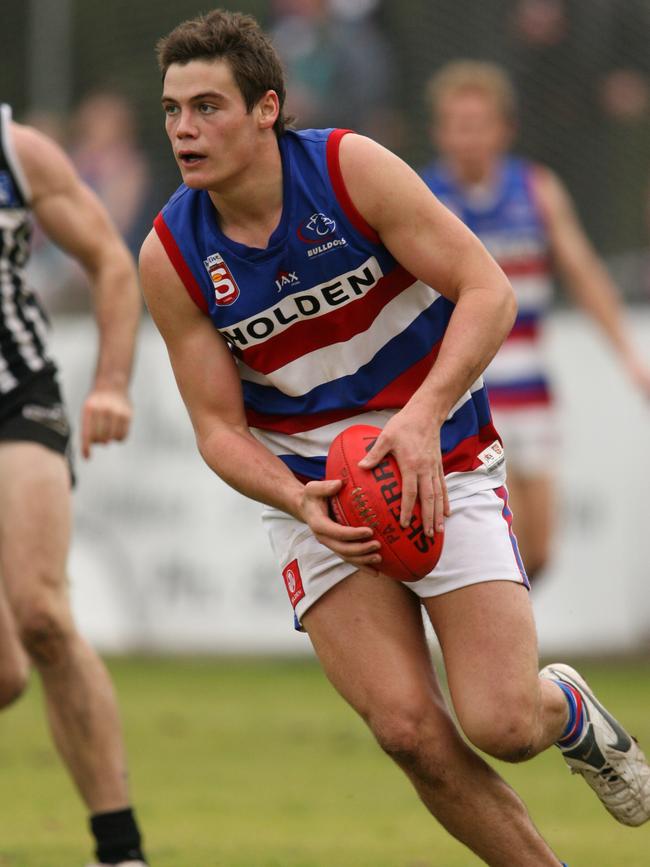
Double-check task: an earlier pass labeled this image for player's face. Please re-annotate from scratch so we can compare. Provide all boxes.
[162,59,269,189]
[434,91,513,181]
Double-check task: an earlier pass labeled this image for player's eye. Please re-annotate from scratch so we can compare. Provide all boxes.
[163,104,179,116]
[198,103,217,114]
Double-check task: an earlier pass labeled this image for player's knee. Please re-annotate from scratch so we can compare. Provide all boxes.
[0,665,29,708]
[462,708,536,763]
[19,606,73,667]
[370,704,443,773]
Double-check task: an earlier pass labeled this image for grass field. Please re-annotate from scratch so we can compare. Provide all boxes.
[0,656,648,867]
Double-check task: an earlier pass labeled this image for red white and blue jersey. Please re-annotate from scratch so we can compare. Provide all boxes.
[420,156,555,409]
[155,128,506,498]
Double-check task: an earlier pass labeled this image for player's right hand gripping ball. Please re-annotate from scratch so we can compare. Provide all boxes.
[325,424,444,581]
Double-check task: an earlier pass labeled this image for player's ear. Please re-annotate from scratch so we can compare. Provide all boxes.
[258,90,279,130]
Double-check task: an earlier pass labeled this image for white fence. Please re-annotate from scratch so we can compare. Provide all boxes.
[51,312,650,656]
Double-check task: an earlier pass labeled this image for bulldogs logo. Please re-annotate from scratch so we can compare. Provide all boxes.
[297,212,338,244]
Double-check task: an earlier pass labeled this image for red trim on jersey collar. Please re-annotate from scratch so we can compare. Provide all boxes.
[326,129,381,244]
[154,212,209,315]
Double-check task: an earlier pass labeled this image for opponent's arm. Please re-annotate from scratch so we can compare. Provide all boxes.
[140,230,381,571]
[13,123,141,458]
[533,166,650,396]
[338,134,516,535]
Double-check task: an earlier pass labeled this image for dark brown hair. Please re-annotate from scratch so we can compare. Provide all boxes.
[156,9,291,136]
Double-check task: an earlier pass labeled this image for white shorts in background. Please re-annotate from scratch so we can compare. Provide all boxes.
[492,405,559,478]
[262,485,529,630]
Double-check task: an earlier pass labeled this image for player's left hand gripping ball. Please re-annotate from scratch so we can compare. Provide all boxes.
[325,424,444,581]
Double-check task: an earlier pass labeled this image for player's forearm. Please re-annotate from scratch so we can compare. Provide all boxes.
[198,423,305,518]
[412,282,516,421]
[90,250,141,391]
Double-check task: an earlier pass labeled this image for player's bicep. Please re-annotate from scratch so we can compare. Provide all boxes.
[337,134,509,302]
[35,180,121,270]
[139,231,248,440]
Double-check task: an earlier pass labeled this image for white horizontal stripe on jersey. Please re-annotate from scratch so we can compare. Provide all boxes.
[251,410,396,460]
[238,279,439,396]
[486,340,547,382]
[510,274,553,309]
[479,232,546,262]
[251,379,486,462]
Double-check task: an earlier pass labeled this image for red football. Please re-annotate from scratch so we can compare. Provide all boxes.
[325,424,444,582]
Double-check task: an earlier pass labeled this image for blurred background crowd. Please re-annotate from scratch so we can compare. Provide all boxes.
[3,0,650,312]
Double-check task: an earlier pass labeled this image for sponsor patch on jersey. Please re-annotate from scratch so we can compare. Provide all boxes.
[274,270,300,293]
[282,558,305,608]
[477,440,505,471]
[203,251,240,306]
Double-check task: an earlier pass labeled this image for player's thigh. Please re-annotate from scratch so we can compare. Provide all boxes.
[303,572,454,746]
[423,580,542,753]
[0,441,72,616]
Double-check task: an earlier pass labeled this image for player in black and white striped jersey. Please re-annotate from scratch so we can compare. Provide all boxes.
[0,104,148,867]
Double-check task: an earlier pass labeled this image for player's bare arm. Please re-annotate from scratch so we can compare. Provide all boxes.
[337,133,516,534]
[140,230,381,571]
[534,165,650,398]
[13,122,141,457]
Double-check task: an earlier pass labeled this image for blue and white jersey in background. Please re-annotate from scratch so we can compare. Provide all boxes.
[420,156,555,410]
[155,128,506,499]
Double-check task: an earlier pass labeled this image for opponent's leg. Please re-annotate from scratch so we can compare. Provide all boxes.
[0,442,145,863]
[303,571,563,866]
[506,471,554,582]
[0,581,30,706]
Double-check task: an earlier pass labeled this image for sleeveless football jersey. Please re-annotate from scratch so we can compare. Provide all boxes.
[420,156,554,409]
[155,128,506,499]
[0,104,54,397]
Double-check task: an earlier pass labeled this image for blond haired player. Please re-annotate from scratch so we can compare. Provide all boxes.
[421,60,650,580]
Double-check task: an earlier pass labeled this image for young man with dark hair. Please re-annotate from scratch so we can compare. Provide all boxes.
[0,106,147,867]
[141,10,650,865]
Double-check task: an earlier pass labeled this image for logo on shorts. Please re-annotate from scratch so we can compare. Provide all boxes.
[21,403,70,437]
[203,251,240,306]
[282,558,305,608]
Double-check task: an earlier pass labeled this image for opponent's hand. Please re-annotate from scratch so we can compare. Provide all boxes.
[80,387,132,458]
[298,479,383,574]
[358,405,450,537]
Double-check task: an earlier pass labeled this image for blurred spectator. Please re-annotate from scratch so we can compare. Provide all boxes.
[270,0,404,149]
[419,60,650,580]
[70,91,153,258]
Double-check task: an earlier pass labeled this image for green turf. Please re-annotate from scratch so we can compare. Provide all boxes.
[0,656,648,866]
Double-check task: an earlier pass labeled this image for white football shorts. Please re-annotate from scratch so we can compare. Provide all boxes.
[262,484,529,630]
[491,404,559,477]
